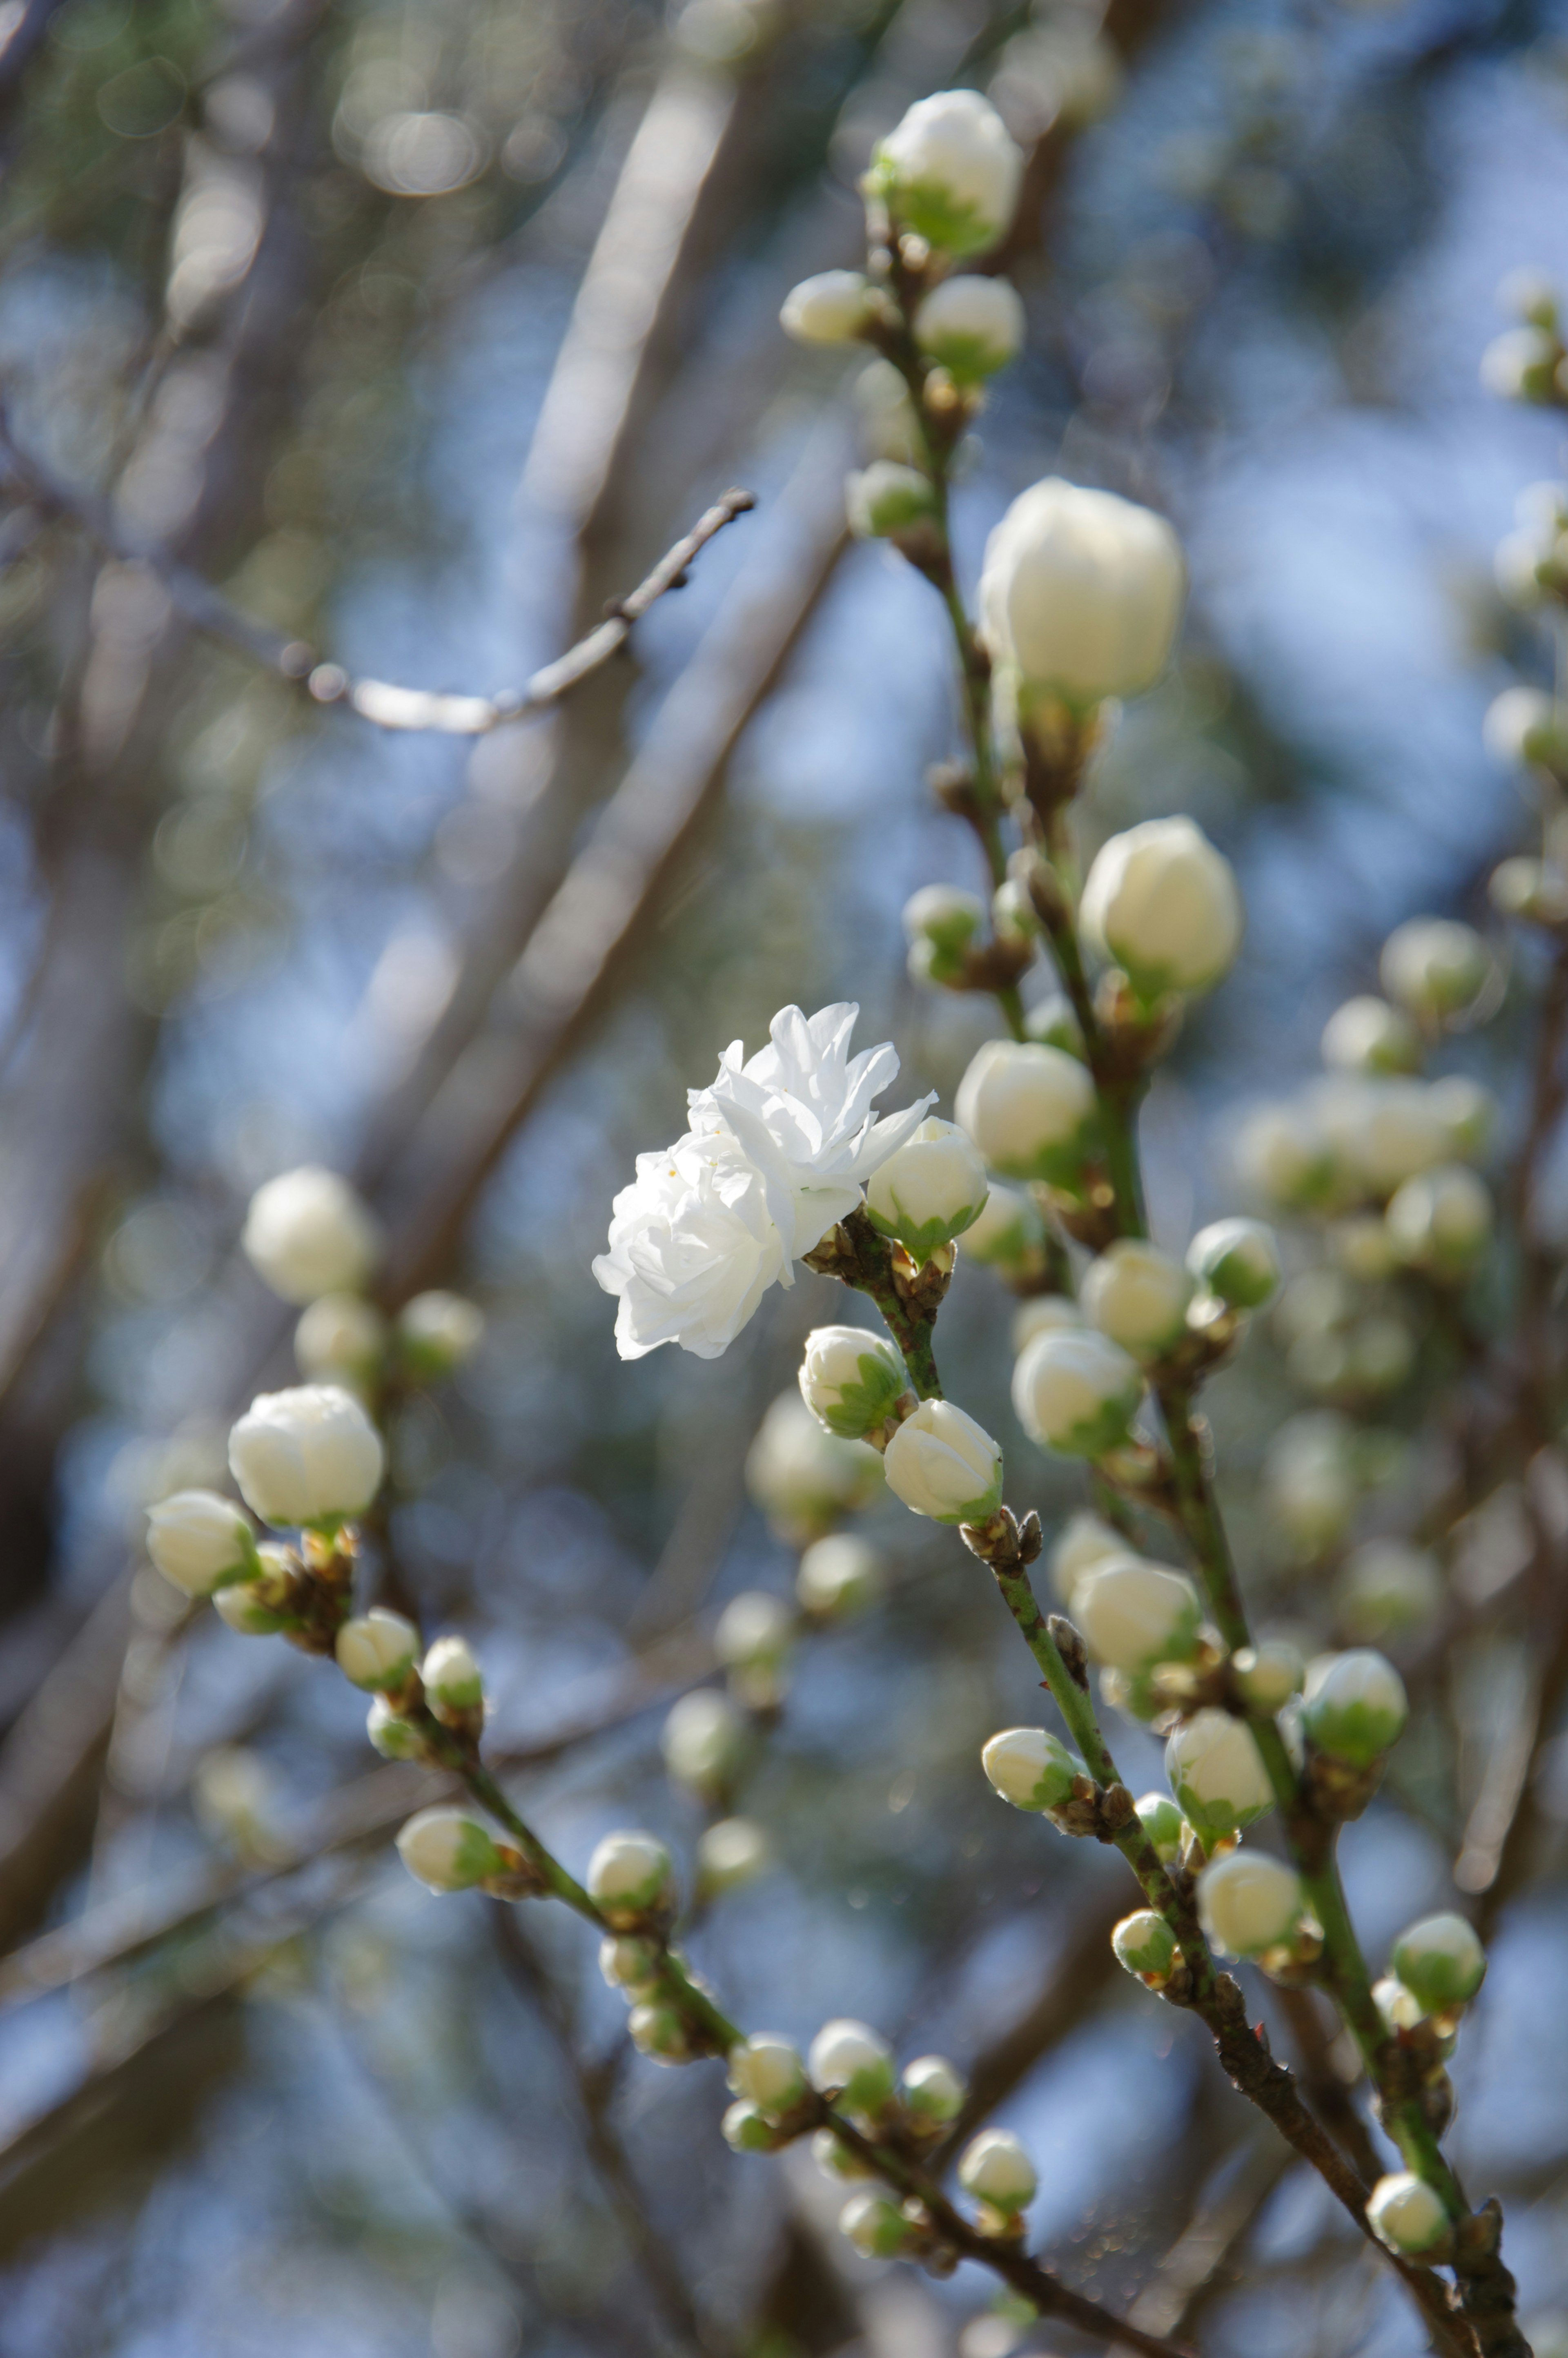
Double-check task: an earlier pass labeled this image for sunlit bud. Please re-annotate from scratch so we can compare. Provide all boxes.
[745,1393,882,1540]
[1165,1709,1275,1840]
[599,1934,661,1992]
[1196,1850,1307,1958]
[914,274,1025,378]
[798,1326,910,1440]
[1080,1239,1194,1360]
[146,1489,258,1596]
[420,1634,484,1717]
[884,1399,1004,1524]
[697,1814,770,1892]
[781,269,873,345]
[1385,1164,1493,1275]
[241,1166,380,1305]
[335,1609,420,1692]
[1135,1791,1186,1863]
[839,2189,915,2259]
[1336,1540,1443,1644]
[1074,1557,1202,1674]
[715,1589,794,1673]
[213,1546,294,1636]
[1080,818,1243,1003]
[395,1807,504,1893]
[1235,1101,1334,1211]
[978,479,1185,709]
[797,1533,886,1618]
[1380,918,1491,1024]
[812,2126,879,2182]
[1012,1325,1143,1459]
[956,1039,1097,1183]
[808,2018,895,2113]
[728,2031,807,2113]
[1230,1640,1305,1712]
[722,2099,780,2152]
[1113,1909,1177,1980]
[1022,992,1087,1058]
[366,1696,425,1761]
[1329,1214,1399,1283]
[396,1290,485,1379]
[866,88,1024,257]
[1366,2172,1450,2257]
[1483,684,1568,769]
[587,1830,675,1923]
[1264,1412,1358,1554]
[901,2053,966,2123]
[1302,1649,1408,1767]
[865,1119,989,1260]
[904,883,984,984]
[981,1725,1081,1812]
[1186,1217,1281,1311]
[628,2002,694,2065]
[1479,325,1561,403]
[957,2127,1037,2214]
[662,1689,749,1798]
[958,1178,1045,1268]
[1321,996,1423,1077]
[847,460,939,541]
[294,1293,387,1388]
[228,1384,385,1528]
[1391,1912,1486,2011]
[1373,1972,1427,2034]
[1490,856,1568,925]
[1011,1295,1085,1354]
[1048,1509,1125,1605]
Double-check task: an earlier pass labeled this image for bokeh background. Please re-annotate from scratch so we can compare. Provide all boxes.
[0,0,1566,2351]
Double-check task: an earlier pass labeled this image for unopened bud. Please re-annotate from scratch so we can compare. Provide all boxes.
[628,2002,694,2065]
[242,1166,379,1305]
[1135,1791,1186,1863]
[1081,1239,1195,1360]
[599,1934,661,1992]
[1011,1326,1143,1459]
[883,1399,1004,1524]
[421,1633,484,1715]
[1048,1509,1125,1605]
[1480,325,1561,403]
[1490,856,1568,925]
[714,1590,794,1675]
[797,1533,885,1619]
[904,883,984,985]
[1303,1649,1408,1768]
[1373,1972,1427,2034]
[1321,996,1422,1077]
[847,461,939,542]
[1385,1165,1493,1275]
[1074,1557,1202,1675]
[728,2031,807,2114]
[1390,1912,1486,2012]
[839,2188,915,2258]
[397,1290,484,1379]
[1230,1640,1305,1711]
[957,1179,1045,1269]
[1022,992,1086,1058]
[1196,1849,1307,1958]
[901,2053,966,2123]
[812,2126,878,2182]
[807,2018,895,2113]
[587,1830,675,1924]
[662,1689,749,1799]
[1011,1295,1085,1353]
[781,269,873,345]
[1112,1909,1177,1980]
[866,88,1024,258]
[957,2127,1036,2214]
[865,1119,989,1260]
[1380,918,1491,1025]
[295,1293,388,1388]
[799,1325,909,1440]
[1186,1217,1281,1311]
[745,1393,882,1540]
[913,274,1025,379]
[981,1725,1081,1812]
[955,1039,1098,1184]
[336,1609,420,1693]
[395,1806,504,1893]
[146,1489,258,1597]
[1165,1709,1276,1841]
[366,1695,425,1760]
[1080,818,1243,1003]
[722,2098,780,2152]
[1366,2171,1450,2256]
[697,1816,771,1892]
[1336,1540,1443,1644]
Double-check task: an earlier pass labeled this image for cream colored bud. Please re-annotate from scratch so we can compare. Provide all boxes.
[696,1816,771,1892]
[955,1038,1097,1183]
[714,1590,794,1671]
[1385,1165,1492,1274]
[1196,1848,1307,1958]
[978,479,1185,708]
[421,1633,484,1713]
[1336,1540,1443,1644]
[1390,1912,1486,2011]
[956,1178,1043,1268]
[227,1384,385,1528]
[838,2189,913,2258]
[913,275,1025,378]
[294,1293,387,1387]
[145,1489,256,1596]
[1187,1217,1281,1310]
[335,1609,420,1692]
[1230,1640,1305,1711]
[395,1807,503,1893]
[1302,1649,1408,1767]
[661,1688,748,1797]
[1380,918,1491,1024]
[1080,1238,1194,1360]
[1011,1325,1143,1459]
[1074,1556,1202,1674]
[865,1118,989,1260]
[798,1325,909,1440]
[901,2053,965,2122]
[1321,996,1422,1076]
[1367,2172,1450,2256]
[796,1533,885,1618]
[1165,1708,1276,1841]
[981,1725,1080,1812]
[586,1830,674,1921]
[728,2031,806,2114]
[397,1290,484,1377]
[1011,1295,1086,1354]
[867,88,1024,257]
[781,269,872,344]
[957,2127,1036,2213]
[242,1166,379,1305]
[807,2018,894,2112]
[1080,818,1243,1001]
[745,1393,882,1539]
[883,1399,1004,1524]
[1047,1509,1125,1605]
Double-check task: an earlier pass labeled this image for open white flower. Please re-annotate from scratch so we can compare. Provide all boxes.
[593,1130,787,1362]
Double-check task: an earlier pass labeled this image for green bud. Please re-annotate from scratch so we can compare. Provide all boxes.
[1112,1910,1177,1980]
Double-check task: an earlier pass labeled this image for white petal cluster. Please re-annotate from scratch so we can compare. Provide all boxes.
[979,479,1185,709]
[242,1166,380,1304]
[595,1005,933,1363]
[228,1384,385,1527]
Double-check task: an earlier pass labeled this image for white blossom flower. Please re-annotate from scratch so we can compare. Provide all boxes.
[594,1130,786,1362]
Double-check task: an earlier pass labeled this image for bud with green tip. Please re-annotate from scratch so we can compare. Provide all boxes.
[957,1179,1045,1269]
[599,1934,661,1992]
[728,2032,807,2115]
[955,1039,1098,1185]
[697,1816,770,1893]
[903,883,984,985]
[395,1806,506,1893]
[992,875,1040,945]
[146,1489,259,1597]
[722,2099,782,2153]
[865,87,1024,258]
[781,269,873,345]
[661,1689,748,1800]
[1081,1239,1195,1361]
[847,461,939,543]
[1080,818,1243,1003]
[1135,1791,1186,1863]
[1165,1709,1276,1841]
[396,1290,484,1380]
[628,2001,694,2065]
[798,1325,910,1441]
[1380,918,1492,1025]
[421,1633,484,1717]
[901,2053,965,2124]
[865,1119,989,1260]
[213,1545,296,1636]
[1484,683,1568,769]
[1074,1557,1202,1675]
[807,2019,895,2114]
[1196,1850,1308,1959]
[913,274,1025,379]
[366,1696,426,1761]
[1302,1650,1408,1768]
[1390,1912,1486,2013]
[336,1609,420,1693]
[1385,1165,1493,1276]
[980,479,1185,713]
[1366,2171,1450,2257]
[1048,1509,1125,1605]
[1321,996,1423,1077]
[839,2189,915,2259]
[1187,1218,1281,1312]
[883,1399,1003,1524]
[1113,1909,1178,1981]
[957,2127,1037,2215]
[981,1725,1082,1813]
[587,1830,675,1926]
[1012,1325,1143,1459]
[797,1533,885,1619]
[1230,1640,1305,1712]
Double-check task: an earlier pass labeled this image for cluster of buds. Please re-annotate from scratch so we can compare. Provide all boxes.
[1479,267,1567,408]
[590,1836,717,2066]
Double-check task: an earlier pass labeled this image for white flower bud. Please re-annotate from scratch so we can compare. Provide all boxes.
[957,1179,1044,1269]
[1080,1238,1195,1360]
[696,1815,770,1892]
[1366,2172,1450,2257]
[335,1608,420,1692]
[993,876,1040,944]
[1023,992,1087,1057]
[812,2126,878,2182]
[628,2002,693,2065]
[981,1725,1081,1812]
[661,1689,748,1797]
[145,1489,257,1596]
[422,1634,485,1714]
[855,357,921,464]
[294,1293,388,1387]
[397,1290,485,1378]
[366,1696,424,1760]
[1385,1164,1493,1275]
[599,1934,660,1991]
[745,1393,881,1538]
[1302,1649,1408,1767]
[913,274,1025,378]
[798,1325,910,1439]
[901,2053,965,2122]
[883,1399,1004,1525]
[227,1384,385,1528]
[1186,1217,1281,1311]
[395,1806,504,1892]
[1011,1325,1143,1459]
[722,2099,778,2152]
[1484,684,1564,767]
[1264,1412,1359,1554]
[1196,1849,1307,1958]
[955,1039,1097,1183]
[1011,1295,1086,1354]
[1380,918,1492,1024]
[1479,324,1561,403]
[808,2018,895,2113]
[797,1533,885,1618]
[714,1590,794,1671]
[1336,1540,1443,1644]
[781,269,872,345]
[1048,1509,1125,1605]
[957,2127,1037,2213]
[1080,817,1243,1002]
[838,2189,913,2258]
[1390,1912,1486,2011]
[1230,1640,1305,1711]
[978,479,1185,708]
[1112,1909,1177,1980]
[865,1118,989,1260]
[1135,1791,1186,1862]
[846,460,938,541]
[1074,1556,1202,1674]
[1165,1708,1275,1841]
[587,1830,674,1922]
[728,2032,807,2114]
[1490,856,1568,925]
[1321,994,1423,1077]
[241,1166,379,1305]
[903,881,984,964]
[867,88,1024,257]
